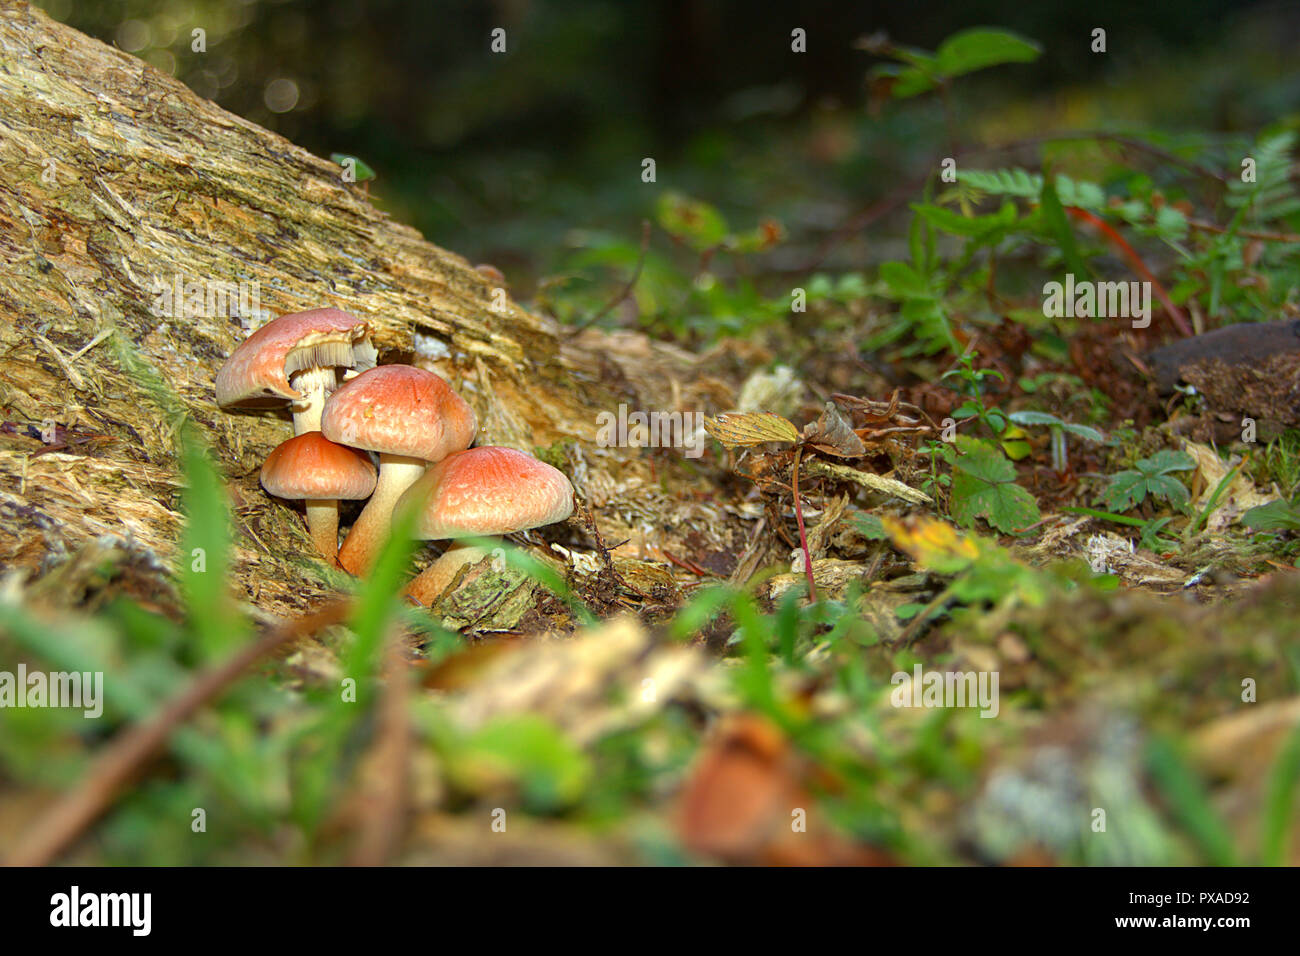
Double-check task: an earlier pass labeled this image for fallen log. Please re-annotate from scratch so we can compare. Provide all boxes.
[0,3,709,617]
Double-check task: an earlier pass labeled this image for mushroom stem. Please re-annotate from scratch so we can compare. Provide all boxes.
[288,366,337,434]
[338,453,427,575]
[304,499,340,560]
[405,541,492,606]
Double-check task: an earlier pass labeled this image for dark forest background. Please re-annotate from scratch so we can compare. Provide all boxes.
[39,1,1297,293]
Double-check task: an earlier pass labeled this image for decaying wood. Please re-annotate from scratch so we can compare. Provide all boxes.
[0,4,726,614]
[1146,319,1300,436]
[1146,318,1300,392]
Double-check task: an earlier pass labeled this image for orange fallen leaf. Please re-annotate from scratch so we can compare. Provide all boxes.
[675,714,893,866]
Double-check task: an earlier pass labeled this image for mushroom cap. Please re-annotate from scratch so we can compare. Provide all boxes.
[321,365,477,461]
[261,432,377,500]
[216,308,377,409]
[397,446,574,539]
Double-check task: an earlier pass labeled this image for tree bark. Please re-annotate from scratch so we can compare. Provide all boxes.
[0,4,695,616]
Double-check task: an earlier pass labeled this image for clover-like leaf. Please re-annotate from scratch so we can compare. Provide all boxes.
[1100,449,1194,512]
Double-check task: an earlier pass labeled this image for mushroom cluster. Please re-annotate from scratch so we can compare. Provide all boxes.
[215,308,574,604]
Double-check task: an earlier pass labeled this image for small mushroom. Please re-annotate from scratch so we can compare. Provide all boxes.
[396,446,574,606]
[216,307,377,434]
[322,365,477,575]
[260,432,377,560]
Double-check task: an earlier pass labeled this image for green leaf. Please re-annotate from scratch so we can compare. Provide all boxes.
[1007,410,1106,443]
[959,168,1107,211]
[911,201,1019,239]
[1100,470,1150,512]
[879,261,932,299]
[178,432,243,660]
[330,153,376,182]
[1146,474,1190,509]
[1154,204,1189,241]
[1242,499,1300,532]
[949,437,1041,534]
[1139,449,1196,476]
[1100,450,1195,511]
[447,715,591,811]
[853,512,890,540]
[1145,736,1237,866]
[869,55,941,99]
[1040,173,1089,280]
[655,192,728,251]
[1262,725,1300,865]
[934,28,1042,78]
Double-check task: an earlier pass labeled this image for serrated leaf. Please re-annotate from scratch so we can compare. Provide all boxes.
[959,168,1106,211]
[1100,470,1150,512]
[949,437,1040,534]
[911,201,1018,238]
[1146,474,1190,509]
[1138,449,1196,476]
[704,411,799,447]
[1101,450,1194,511]
[952,436,1016,483]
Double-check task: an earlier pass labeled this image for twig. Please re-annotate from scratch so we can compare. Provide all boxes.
[564,219,651,337]
[802,176,928,272]
[3,599,352,867]
[663,549,715,578]
[791,446,818,603]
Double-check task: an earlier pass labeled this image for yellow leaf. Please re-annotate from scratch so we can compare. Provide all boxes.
[881,515,979,571]
[704,411,800,447]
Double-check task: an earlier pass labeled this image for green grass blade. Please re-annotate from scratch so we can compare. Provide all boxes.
[1261,724,1300,865]
[1145,735,1237,865]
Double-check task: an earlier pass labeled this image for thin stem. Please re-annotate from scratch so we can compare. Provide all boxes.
[791,446,818,603]
[564,219,651,337]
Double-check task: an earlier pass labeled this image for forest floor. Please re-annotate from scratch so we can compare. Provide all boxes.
[2,14,1299,866]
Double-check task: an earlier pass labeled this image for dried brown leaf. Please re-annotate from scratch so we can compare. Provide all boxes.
[803,401,867,458]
